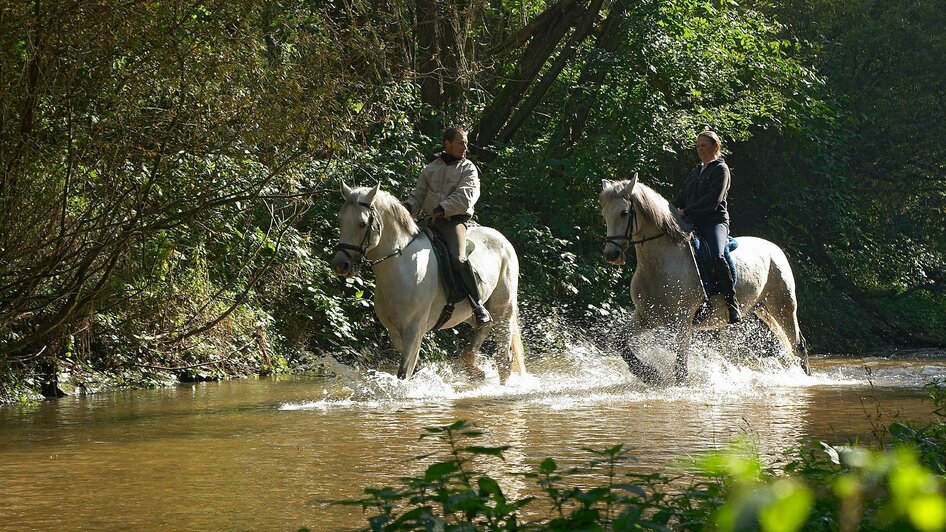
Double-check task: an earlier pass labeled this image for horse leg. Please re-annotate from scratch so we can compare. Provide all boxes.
[621,317,661,385]
[460,320,490,381]
[621,348,661,385]
[396,323,425,379]
[778,310,810,374]
[769,300,810,374]
[508,302,527,378]
[490,309,514,382]
[671,325,693,384]
[797,332,811,375]
[719,325,738,363]
[480,249,525,384]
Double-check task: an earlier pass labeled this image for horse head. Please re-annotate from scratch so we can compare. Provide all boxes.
[600,173,639,265]
[332,180,381,277]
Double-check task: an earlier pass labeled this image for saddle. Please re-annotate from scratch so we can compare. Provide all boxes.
[421,224,480,330]
[690,235,739,296]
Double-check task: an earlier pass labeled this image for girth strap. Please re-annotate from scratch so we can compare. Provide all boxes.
[430,303,455,332]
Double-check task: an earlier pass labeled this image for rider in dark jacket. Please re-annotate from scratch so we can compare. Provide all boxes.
[673,130,741,324]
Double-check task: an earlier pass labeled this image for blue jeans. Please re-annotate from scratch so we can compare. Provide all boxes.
[696,222,735,299]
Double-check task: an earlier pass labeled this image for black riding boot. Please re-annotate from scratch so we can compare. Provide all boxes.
[460,261,491,328]
[716,259,741,324]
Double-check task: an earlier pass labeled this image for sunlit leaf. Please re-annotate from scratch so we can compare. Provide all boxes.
[908,494,946,532]
[758,479,814,532]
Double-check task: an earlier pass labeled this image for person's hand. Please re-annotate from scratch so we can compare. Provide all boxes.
[432,205,445,220]
[401,199,415,214]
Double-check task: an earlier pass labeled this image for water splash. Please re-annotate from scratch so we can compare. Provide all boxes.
[280,346,851,412]
[280,313,946,411]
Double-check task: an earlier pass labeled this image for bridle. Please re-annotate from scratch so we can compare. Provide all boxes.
[334,201,418,268]
[605,197,665,251]
[334,201,381,267]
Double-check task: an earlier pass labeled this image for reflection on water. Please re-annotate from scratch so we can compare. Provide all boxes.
[1,345,943,531]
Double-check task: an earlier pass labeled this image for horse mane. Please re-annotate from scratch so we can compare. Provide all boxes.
[603,180,689,244]
[352,187,418,236]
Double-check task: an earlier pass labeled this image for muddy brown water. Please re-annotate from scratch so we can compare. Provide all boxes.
[2,347,944,531]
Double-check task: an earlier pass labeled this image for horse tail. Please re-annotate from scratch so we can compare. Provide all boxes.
[509,300,527,376]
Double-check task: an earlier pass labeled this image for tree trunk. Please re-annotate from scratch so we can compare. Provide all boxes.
[496,0,606,145]
[473,0,583,148]
[438,0,468,105]
[415,0,442,129]
[554,0,634,154]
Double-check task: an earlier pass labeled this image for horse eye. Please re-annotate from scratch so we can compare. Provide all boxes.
[359,222,367,228]
[620,210,629,217]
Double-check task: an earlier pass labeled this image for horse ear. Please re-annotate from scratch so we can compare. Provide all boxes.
[622,173,639,196]
[601,179,613,191]
[364,182,380,205]
[340,180,353,200]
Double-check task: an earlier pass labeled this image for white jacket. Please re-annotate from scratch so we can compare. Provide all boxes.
[406,157,480,218]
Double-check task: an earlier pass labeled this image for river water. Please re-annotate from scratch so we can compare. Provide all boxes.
[1,343,944,531]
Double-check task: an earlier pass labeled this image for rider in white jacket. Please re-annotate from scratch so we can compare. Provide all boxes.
[402,127,491,328]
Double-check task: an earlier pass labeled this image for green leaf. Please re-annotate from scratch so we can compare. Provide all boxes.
[758,479,814,532]
[447,492,488,513]
[478,476,505,500]
[889,422,917,441]
[908,494,946,532]
[614,483,647,498]
[424,462,460,481]
[389,506,439,527]
[463,445,510,457]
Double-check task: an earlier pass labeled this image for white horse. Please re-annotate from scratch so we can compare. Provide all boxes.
[331,182,526,382]
[600,175,809,384]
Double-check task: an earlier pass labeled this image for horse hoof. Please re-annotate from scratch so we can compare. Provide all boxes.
[464,365,486,381]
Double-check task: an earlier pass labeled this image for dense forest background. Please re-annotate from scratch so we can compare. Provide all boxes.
[1,0,943,400]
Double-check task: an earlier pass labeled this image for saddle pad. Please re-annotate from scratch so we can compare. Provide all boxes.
[424,227,470,305]
[691,236,739,296]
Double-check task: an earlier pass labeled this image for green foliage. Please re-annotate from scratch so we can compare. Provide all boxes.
[0,1,421,398]
[336,420,530,531]
[467,0,835,345]
[2,0,944,398]
[340,394,946,531]
[745,0,946,349]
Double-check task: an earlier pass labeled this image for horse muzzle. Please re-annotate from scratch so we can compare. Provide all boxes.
[331,251,358,277]
[603,243,625,266]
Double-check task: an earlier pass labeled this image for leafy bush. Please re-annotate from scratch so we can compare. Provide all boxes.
[330,383,946,531]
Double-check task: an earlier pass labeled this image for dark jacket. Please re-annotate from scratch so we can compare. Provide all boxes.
[672,158,731,227]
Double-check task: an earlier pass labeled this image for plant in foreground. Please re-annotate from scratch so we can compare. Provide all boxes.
[314,396,946,531]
